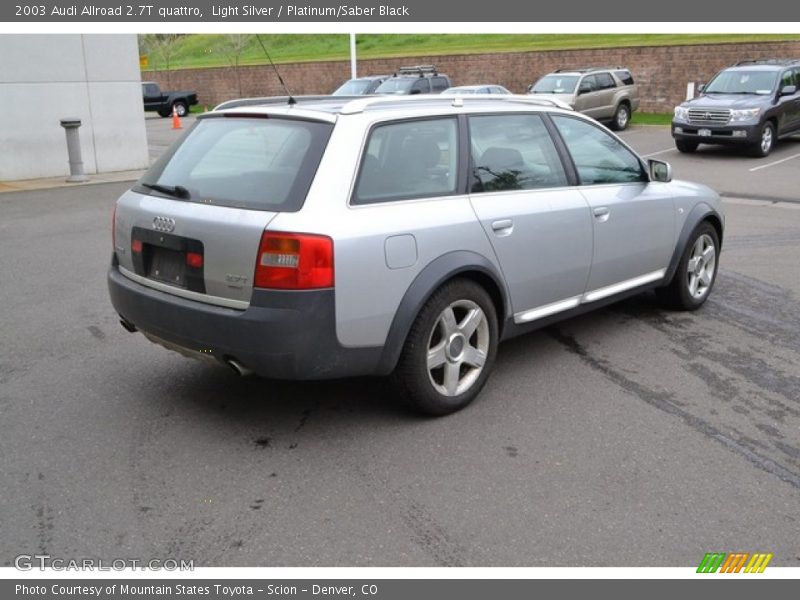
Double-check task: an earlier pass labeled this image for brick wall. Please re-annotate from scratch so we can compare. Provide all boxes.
[143,41,800,113]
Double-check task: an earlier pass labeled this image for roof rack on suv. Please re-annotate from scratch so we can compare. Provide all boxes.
[553,66,625,73]
[394,65,439,77]
[340,94,573,115]
[733,58,800,66]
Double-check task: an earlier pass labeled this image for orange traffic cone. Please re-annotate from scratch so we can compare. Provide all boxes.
[171,105,182,130]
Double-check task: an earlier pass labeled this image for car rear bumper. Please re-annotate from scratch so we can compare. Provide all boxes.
[672,121,760,145]
[108,258,382,380]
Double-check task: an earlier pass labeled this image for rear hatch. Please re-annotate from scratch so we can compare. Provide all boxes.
[114,114,333,308]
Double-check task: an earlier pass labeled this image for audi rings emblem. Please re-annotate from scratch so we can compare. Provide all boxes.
[152,216,176,233]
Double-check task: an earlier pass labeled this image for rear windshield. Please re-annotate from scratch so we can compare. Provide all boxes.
[531,75,579,94]
[135,116,333,212]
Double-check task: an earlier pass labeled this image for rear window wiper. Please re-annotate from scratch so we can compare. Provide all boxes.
[141,182,190,199]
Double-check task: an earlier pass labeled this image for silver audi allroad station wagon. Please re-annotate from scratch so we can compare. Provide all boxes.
[109,95,724,415]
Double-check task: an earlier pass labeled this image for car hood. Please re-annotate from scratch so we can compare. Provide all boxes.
[683,93,771,109]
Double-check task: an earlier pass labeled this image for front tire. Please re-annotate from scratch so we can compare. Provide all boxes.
[391,279,498,416]
[656,222,719,311]
[748,121,775,157]
[675,139,698,153]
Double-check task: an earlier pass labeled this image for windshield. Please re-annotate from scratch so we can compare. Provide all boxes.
[332,79,374,95]
[375,79,414,94]
[704,69,779,95]
[136,117,333,212]
[531,75,579,94]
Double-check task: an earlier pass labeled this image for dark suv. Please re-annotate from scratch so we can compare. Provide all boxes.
[374,65,452,95]
[672,59,800,157]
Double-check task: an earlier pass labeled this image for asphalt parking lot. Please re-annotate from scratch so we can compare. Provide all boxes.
[1,118,799,567]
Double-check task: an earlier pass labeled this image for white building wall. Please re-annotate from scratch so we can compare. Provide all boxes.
[0,34,149,181]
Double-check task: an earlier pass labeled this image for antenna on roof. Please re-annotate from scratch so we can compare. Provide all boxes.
[256,34,296,106]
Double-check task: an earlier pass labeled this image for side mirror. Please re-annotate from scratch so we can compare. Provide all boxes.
[697,83,706,93]
[649,159,672,183]
[578,83,594,95]
[409,89,422,95]
[780,85,797,97]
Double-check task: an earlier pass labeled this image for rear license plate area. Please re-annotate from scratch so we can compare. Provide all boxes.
[148,247,186,287]
[130,226,205,293]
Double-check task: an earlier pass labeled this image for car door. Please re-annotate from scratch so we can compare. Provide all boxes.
[573,75,602,118]
[593,72,619,119]
[468,113,594,323]
[550,115,675,298]
[778,68,800,133]
[142,83,161,110]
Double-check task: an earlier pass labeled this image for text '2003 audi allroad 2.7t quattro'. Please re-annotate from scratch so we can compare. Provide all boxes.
[109,94,724,415]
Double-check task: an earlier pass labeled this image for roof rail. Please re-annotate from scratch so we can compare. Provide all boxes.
[553,66,625,73]
[733,58,794,66]
[340,94,573,115]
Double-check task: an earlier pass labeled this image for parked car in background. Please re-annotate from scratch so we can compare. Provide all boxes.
[528,67,639,130]
[374,65,452,95]
[142,81,198,118]
[443,85,511,95]
[672,59,800,157]
[109,94,723,416]
[332,75,390,96]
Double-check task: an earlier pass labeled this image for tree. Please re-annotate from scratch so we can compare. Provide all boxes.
[216,34,252,97]
[140,34,183,86]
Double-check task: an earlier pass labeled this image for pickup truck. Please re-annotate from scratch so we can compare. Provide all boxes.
[142,81,199,118]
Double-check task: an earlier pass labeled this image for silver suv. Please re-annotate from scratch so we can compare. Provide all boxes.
[109,95,723,415]
[529,67,640,130]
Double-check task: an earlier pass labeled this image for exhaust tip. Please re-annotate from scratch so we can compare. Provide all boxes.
[226,359,254,377]
[119,318,137,333]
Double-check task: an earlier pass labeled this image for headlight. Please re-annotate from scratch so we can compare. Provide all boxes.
[730,108,761,122]
[674,106,689,121]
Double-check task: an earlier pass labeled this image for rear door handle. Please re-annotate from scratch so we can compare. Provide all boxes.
[491,219,514,236]
[593,207,611,222]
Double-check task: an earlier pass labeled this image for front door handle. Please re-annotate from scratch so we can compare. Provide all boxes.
[491,219,514,236]
[593,207,611,223]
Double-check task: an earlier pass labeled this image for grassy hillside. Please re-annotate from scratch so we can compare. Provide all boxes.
[141,34,800,70]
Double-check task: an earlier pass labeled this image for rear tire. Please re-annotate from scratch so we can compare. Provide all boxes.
[157,108,171,118]
[391,279,498,416]
[656,222,719,311]
[675,139,698,153]
[610,103,631,131]
[173,101,188,117]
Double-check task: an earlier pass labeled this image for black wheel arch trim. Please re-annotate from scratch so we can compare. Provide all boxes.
[375,250,510,375]
[663,202,724,285]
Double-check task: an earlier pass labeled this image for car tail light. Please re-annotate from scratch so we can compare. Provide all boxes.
[186,251,203,269]
[131,238,143,254]
[254,232,334,290]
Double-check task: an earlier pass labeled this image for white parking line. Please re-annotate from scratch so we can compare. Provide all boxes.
[642,148,676,157]
[749,152,800,172]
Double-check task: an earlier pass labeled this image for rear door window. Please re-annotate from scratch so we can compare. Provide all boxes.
[469,114,568,192]
[352,117,459,205]
[136,117,333,212]
[595,72,616,90]
[431,77,449,93]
